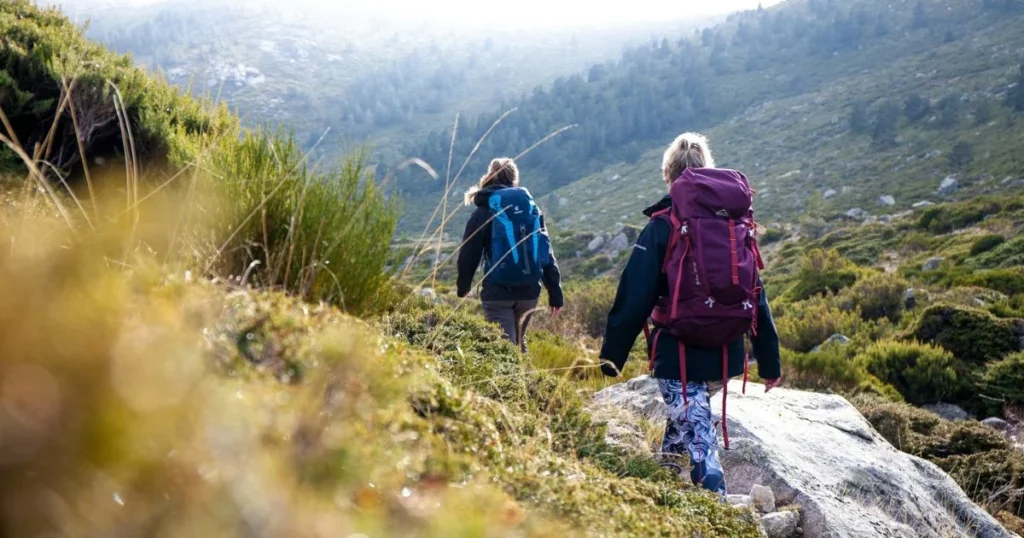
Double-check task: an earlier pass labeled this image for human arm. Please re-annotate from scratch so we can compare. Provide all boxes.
[598,220,667,377]
[539,215,564,309]
[751,282,783,385]
[456,208,488,298]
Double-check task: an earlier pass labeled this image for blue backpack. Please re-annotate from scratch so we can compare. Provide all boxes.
[485,187,550,286]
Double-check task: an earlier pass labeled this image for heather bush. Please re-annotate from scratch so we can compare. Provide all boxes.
[774,294,862,352]
[787,249,860,301]
[842,271,908,322]
[858,341,960,405]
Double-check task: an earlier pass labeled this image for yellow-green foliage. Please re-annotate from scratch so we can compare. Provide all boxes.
[858,341,959,405]
[533,278,617,338]
[970,234,1007,257]
[908,304,1022,365]
[842,271,908,322]
[780,345,865,393]
[954,267,1024,296]
[774,294,863,353]
[980,352,1024,413]
[787,248,860,301]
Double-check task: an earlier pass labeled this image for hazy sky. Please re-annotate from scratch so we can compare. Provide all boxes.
[56,0,784,28]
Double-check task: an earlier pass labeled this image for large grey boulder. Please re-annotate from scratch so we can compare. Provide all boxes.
[587,235,606,252]
[923,403,970,422]
[938,175,960,196]
[610,232,630,253]
[590,376,1017,538]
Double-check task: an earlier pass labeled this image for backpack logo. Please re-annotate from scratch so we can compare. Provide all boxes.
[705,297,716,308]
[742,300,753,311]
[716,209,729,218]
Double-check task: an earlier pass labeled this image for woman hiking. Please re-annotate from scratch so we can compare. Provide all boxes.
[598,133,782,497]
[457,158,564,352]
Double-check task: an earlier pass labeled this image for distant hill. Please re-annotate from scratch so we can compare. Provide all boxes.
[399,0,1024,234]
[54,0,696,161]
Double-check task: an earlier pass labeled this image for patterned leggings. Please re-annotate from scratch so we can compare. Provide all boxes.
[658,379,726,496]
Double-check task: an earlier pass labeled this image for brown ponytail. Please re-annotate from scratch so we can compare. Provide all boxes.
[464,158,520,205]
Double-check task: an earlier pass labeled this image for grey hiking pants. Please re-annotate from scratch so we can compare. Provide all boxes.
[481,299,539,353]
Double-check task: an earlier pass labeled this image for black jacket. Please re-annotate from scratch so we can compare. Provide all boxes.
[456,185,564,307]
[599,196,782,382]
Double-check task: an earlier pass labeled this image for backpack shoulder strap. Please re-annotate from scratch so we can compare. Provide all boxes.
[649,209,681,273]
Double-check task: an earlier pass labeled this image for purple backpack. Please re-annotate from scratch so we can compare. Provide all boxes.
[646,168,765,449]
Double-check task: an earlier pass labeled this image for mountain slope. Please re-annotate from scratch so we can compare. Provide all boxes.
[400,0,1024,233]
[543,5,1024,231]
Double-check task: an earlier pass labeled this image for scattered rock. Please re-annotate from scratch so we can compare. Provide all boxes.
[822,189,837,200]
[728,494,754,508]
[761,511,800,538]
[813,334,850,351]
[610,233,630,253]
[751,485,777,514]
[608,174,621,182]
[921,257,945,271]
[613,222,625,234]
[982,417,1011,432]
[846,208,866,220]
[878,195,896,206]
[904,288,918,310]
[590,376,1015,538]
[418,288,437,303]
[587,236,605,252]
[924,149,943,160]
[922,403,970,422]
[912,200,936,209]
[558,197,569,208]
[938,175,959,196]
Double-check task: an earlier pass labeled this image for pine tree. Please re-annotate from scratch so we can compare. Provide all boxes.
[949,142,974,171]
[850,101,870,134]
[872,101,900,147]
[904,94,931,123]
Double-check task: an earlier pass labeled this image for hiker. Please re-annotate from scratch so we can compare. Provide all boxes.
[598,133,782,497]
[457,158,564,352]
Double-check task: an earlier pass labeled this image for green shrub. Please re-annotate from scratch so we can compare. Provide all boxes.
[968,235,1024,269]
[843,272,908,322]
[980,352,1024,411]
[775,295,862,352]
[917,199,1001,234]
[858,341,960,405]
[907,304,1022,365]
[760,227,786,245]
[787,249,860,301]
[989,294,1024,319]
[953,268,1024,296]
[779,344,894,396]
[206,131,398,314]
[969,234,1006,256]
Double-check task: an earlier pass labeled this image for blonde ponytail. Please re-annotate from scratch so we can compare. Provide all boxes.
[662,132,715,184]
[464,158,520,205]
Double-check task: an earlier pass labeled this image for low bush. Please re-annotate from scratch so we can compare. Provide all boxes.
[787,249,860,301]
[775,295,862,353]
[980,352,1024,412]
[917,199,1001,234]
[969,236,1024,269]
[843,271,908,322]
[780,345,864,392]
[954,268,1024,296]
[760,227,787,245]
[858,341,960,405]
[969,234,1006,256]
[907,304,1022,365]
[939,451,1024,518]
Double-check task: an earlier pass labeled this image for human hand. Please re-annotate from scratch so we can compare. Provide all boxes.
[551,307,561,317]
[764,377,783,393]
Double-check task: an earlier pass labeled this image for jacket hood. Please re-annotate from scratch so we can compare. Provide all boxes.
[642,195,672,217]
[473,184,512,208]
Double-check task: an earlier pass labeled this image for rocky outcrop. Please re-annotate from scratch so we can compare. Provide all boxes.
[590,376,1018,538]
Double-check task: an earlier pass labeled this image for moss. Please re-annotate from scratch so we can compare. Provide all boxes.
[905,304,1022,365]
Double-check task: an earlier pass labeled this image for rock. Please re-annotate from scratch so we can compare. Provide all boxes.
[587,236,605,252]
[846,207,866,220]
[612,222,625,234]
[761,511,800,538]
[608,174,621,182]
[912,200,936,209]
[878,195,896,206]
[590,376,1015,538]
[610,233,630,253]
[904,288,918,310]
[822,189,837,200]
[728,494,754,508]
[558,197,569,208]
[982,417,1011,432]
[925,149,943,160]
[921,257,945,271]
[418,288,437,303]
[938,175,959,196]
[751,485,776,513]
[813,334,850,351]
[922,403,970,422]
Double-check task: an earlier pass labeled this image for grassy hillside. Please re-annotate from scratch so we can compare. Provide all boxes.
[543,2,1024,232]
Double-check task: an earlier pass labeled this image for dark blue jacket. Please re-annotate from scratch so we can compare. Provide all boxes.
[456,185,564,307]
[600,196,782,382]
